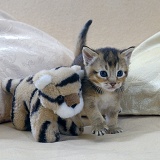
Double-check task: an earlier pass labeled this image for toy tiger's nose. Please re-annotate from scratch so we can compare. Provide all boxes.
[64,93,80,107]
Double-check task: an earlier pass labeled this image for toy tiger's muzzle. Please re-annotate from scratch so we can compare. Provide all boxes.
[64,93,80,107]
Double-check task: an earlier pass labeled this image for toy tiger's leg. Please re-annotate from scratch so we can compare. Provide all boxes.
[12,96,30,131]
[58,114,84,136]
[30,105,60,143]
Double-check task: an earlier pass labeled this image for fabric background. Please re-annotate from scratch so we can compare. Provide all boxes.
[1,0,160,51]
[0,12,73,122]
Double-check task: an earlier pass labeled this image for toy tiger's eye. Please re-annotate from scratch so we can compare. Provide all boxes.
[100,71,108,77]
[117,70,123,77]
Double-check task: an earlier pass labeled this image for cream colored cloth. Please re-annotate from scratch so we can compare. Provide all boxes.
[121,32,160,115]
[0,116,160,160]
[0,11,73,122]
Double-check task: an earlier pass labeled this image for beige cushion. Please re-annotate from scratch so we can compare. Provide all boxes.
[0,12,73,122]
[121,32,160,115]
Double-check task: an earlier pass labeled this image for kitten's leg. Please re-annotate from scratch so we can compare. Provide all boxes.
[106,111,123,134]
[30,107,60,143]
[84,101,108,136]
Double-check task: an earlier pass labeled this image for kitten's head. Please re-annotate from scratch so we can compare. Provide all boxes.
[82,46,135,92]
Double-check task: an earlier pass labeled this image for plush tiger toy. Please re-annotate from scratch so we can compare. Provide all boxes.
[2,65,84,143]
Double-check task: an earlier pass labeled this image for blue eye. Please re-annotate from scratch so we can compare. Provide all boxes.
[117,70,123,77]
[100,71,108,77]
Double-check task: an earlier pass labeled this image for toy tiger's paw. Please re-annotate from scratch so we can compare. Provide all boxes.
[107,127,123,134]
[92,122,109,136]
[38,130,60,143]
[32,121,60,143]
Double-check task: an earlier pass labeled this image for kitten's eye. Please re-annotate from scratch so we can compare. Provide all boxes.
[117,70,123,77]
[100,71,108,77]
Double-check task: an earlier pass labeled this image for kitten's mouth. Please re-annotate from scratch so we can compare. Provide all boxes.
[107,87,116,92]
[103,85,116,92]
[105,84,120,92]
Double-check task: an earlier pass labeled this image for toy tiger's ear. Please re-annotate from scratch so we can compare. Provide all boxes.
[71,65,84,79]
[34,74,52,90]
[71,65,81,71]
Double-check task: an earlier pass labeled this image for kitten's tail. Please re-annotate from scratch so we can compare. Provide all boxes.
[74,20,92,57]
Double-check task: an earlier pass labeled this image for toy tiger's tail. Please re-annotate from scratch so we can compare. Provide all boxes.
[74,20,92,57]
[2,78,22,95]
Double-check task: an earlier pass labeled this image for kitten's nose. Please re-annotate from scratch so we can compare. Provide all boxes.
[110,83,116,87]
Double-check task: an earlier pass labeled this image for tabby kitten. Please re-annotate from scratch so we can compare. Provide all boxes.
[72,20,135,136]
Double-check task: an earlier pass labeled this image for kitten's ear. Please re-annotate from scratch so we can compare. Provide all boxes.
[82,46,98,65]
[120,46,135,65]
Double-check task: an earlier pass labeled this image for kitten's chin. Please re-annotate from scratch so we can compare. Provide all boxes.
[99,84,117,92]
[104,88,116,92]
[103,84,122,92]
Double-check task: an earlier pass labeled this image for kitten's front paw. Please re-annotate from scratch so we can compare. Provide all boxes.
[92,123,109,136]
[107,127,123,134]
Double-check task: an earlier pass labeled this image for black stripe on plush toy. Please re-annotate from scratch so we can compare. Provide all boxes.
[30,98,41,116]
[69,122,78,136]
[29,89,38,105]
[39,91,64,105]
[55,66,62,70]
[57,117,67,132]
[26,76,33,84]
[56,73,79,87]
[6,79,12,92]
[23,101,31,131]
[11,94,16,122]
[38,121,51,143]
[55,66,68,70]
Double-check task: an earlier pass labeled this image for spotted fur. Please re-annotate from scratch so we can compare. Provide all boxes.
[2,66,84,142]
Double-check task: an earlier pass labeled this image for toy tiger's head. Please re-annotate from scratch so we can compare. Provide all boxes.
[33,65,84,119]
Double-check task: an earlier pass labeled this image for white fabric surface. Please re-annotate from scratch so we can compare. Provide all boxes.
[0,116,160,160]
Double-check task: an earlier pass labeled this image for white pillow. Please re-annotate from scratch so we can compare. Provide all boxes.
[0,11,73,122]
[121,32,160,115]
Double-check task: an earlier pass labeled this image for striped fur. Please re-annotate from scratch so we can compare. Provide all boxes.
[72,20,135,136]
[74,20,92,58]
[72,20,92,68]
[2,66,84,143]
